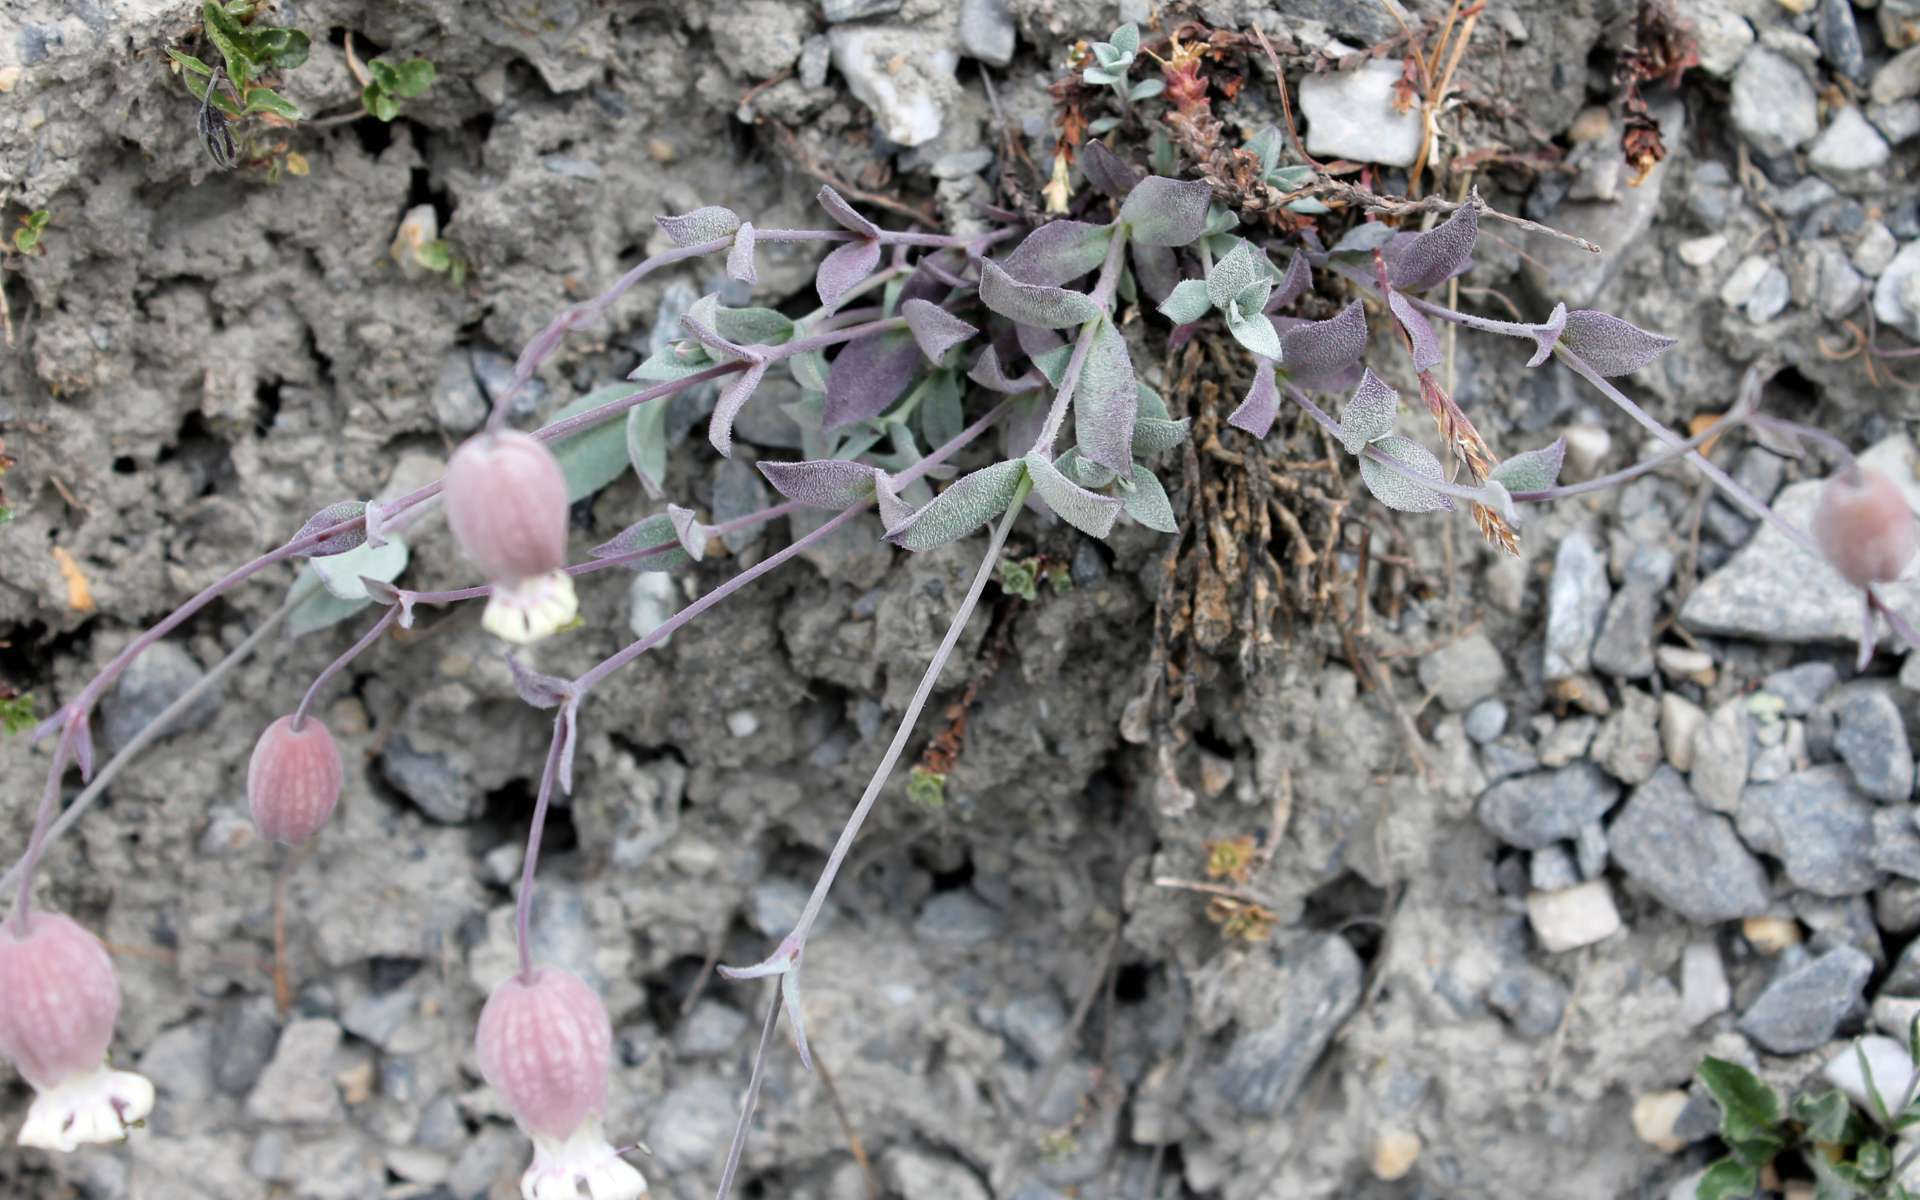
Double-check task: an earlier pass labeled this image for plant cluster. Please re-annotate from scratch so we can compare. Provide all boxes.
[5,17,1918,1200]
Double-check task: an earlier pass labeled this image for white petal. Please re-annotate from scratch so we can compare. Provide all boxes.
[17,1065,155,1153]
[484,571,580,644]
[523,1118,648,1200]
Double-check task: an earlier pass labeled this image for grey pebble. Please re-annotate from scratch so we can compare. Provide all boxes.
[1737,765,1885,896]
[99,641,220,753]
[1609,768,1771,924]
[1737,946,1874,1054]
[1544,532,1610,681]
[1478,762,1622,850]
[1763,661,1841,715]
[1487,965,1568,1038]
[1833,687,1915,802]
[1215,935,1361,1116]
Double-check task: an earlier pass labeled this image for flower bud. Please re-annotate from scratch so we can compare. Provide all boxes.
[1814,465,1918,589]
[247,715,343,846]
[445,432,570,584]
[477,966,646,1200]
[0,912,155,1151]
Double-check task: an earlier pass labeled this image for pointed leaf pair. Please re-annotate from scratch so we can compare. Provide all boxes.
[657,206,742,248]
[1525,303,1569,367]
[1005,221,1113,286]
[507,656,576,710]
[979,260,1103,328]
[884,459,1027,551]
[1359,438,1454,513]
[1227,308,1281,360]
[1118,177,1212,248]
[1385,201,1479,293]
[709,361,769,457]
[902,299,978,364]
[1027,452,1121,538]
[1158,279,1212,325]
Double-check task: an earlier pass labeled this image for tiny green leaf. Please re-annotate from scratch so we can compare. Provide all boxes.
[392,58,436,98]
[243,86,302,119]
[363,85,400,122]
[1698,1057,1784,1138]
[1695,1158,1758,1200]
[1794,1089,1856,1145]
[1131,417,1190,457]
[168,48,215,77]
[1489,438,1568,493]
[253,28,310,69]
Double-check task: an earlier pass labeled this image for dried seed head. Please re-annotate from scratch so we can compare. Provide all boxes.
[476,966,612,1139]
[247,715,343,846]
[444,432,570,584]
[1814,466,1918,589]
[0,911,155,1152]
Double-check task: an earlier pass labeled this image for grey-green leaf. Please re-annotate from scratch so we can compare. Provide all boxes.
[657,206,742,247]
[1076,318,1138,473]
[979,260,1103,329]
[626,396,670,499]
[1488,438,1567,493]
[1026,452,1121,538]
[1131,417,1190,457]
[1206,239,1265,310]
[1118,176,1212,248]
[885,459,1027,551]
[1359,436,1454,513]
[1123,464,1178,532]
[1226,307,1281,360]
[545,386,640,500]
[1339,369,1399,455]
[1158,278,1212,324]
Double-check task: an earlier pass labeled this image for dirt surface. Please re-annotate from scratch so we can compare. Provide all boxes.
[3,1,1919,1198]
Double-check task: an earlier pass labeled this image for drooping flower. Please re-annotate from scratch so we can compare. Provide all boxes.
[246,714,343,846]
[444,431,578,643]
[0,912,154,1151]
[476,966,646,1200]
[1814,464,1918,589]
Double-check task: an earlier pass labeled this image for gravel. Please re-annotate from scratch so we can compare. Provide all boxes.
[1731,46,1820,157]
[1737,946,1875,1054]
[1737,766,1887,897]
[1543,532,1611,681]
[1215,935,1362,1116]
[1832,687,1916,802]
[1478,763,1622,849]
[1609,768,1772,924]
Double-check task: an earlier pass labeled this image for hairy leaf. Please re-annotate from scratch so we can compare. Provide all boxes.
[1489,438,1567,493]
[1246,126,1283,175]
[727,222,757,285]
[1060,448,1117,491]
[1339,369,1399,455]
[657,206,741,247]
[294,500,369,556]
[1281,300,1368,387]
[1267,252,1312,312]
[1137,381,1169,421]
[1119,176,1212,248]
[1228,359,1279,438]
[1227,308,1282,360]
[313,536,410,602]
[1005,220,1114,286]
[1077,318,1138,473]
[507,656,575,709]
[919,370,964,448]
[1108,22,1140,55]
[667,504,708,561]
[1387,201,1479,292]
[1129,77,1164,101]
[824,329,919,428]
[1158,278,1212,324]
[874,471,914,531]
[708,361,768,457]
[588,513,696,573]
[1080,140,1143,198]
[816,237,883,310]
[1001,394,1047,461]
[1130,241,1180,303]
[1206,239,1267,310]
[713,306,796,348]
[288,569,373,637]
[1328,222,1397,255]
[815,186,881,239]
[902,299,978,364]
[626,396,670,499]
[1360,437,1454,513]
[787,346,830,392]
[1031,344,1072,388]
[885,459,1026,551]
[1388,290,1444,373]
[968,346,1042,394]
[1123,464,1178,532]
[979,260,1103,328]
[1132,417,1191,457]
[1559,309,1677,376]
[681,301,754,364]
[545,386,643,500]
[1027,452,1121,538]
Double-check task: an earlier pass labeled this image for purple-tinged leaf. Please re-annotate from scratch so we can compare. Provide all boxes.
[1359,436,1455,513]
[874,471,914,531]
[708,360,768,457]
[1228,359,1279,437]
[1030,344,1072,387]
[815,186,881,239]
[1123,464,1178,533]
[1489,438,1568,492]
[758,459,880,508]
[1526,303,1569,368]
[1001,394,1047,460]
[667,504,708,561]
[1119,176,1212,248]
[1077,318,1138,473]
[823,329,919,428]
[1387,290,1443,373]
[815,238,883,310]
[1339,369,1399,455]
[656,206,741,247]
[360,577,417,627]
[507,655,576,709]
[681,308,755,364]
[587,513,695,573]
[885,459,1027,551]
[978,260,1103,328]
[1014,321,1064,361]
[1132,416,1190,456]
[70,717,95,783]
[1281,300,1368,387]
[1329,221,1396,255]
[1266,252,1312,313]
[968,346,1042,394]
[293,500,369,556]
[1005,220,1114,286]
[1385,201,1478,293]
[902,299,978,364]
[1081,140,1143,198]
[1130,241,1180,303]
[726,221,757,285]
[1026,452,1121,538]
[1558,309,1677,376]
[1158,279,1212,324]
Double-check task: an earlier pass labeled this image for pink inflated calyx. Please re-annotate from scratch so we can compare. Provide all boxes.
[476,966,646,1200]
[0,911,155,1151]
[1814,465,1918,589]
[247,714,343,846]
[444,431,571,585]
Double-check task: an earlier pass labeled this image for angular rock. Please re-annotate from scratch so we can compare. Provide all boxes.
[1544,532,1610,682]
[1215,935,1362,1115]
[822,0,900,20]
[1832,687,1916,802]
[1763,661,1841,716]
[380,736,479,824]
[1593,687,1664,785]
[1736,946,1874,1053]
[1478,762,1622,850]
[1661,693,1706,772]
[1298,59,1424,168]
[1527,880,1623,952]
[1691,700,1752,813]
[1417,631,1509,712]
[1681,941,1732,1026]
[1737,766,1886,897]
[829,27,954,147]
[956,0,1015,67]
[916,891,1003,946]
[1809,106,1893,190]
[246,1019,344,1125]
[1875,242,1920,343]
[1610,767,1772,923]
[1522,101,1685,306]
[1872,808,1920,880]
[1531,845,1580,892]
[1819,0,1867,83]
[1731,47,1819,157]
[1593,544,1673,680]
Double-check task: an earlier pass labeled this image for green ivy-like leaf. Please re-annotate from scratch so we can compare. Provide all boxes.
[1696,1158,1758,1200]
[1698,1058,1784,1140]
[391,58,436,98]
[254,27,309,69]
[243,86,301,119]
[363,84,400,122]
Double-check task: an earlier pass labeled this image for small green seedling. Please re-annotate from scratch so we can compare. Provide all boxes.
[12,211,49,255]
[1081,22,1164,134]
[0,693,33,735]
[361,57,435,122]
[169,2,308,168]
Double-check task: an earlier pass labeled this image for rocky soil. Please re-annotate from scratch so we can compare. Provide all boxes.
[2,0,1919,1198]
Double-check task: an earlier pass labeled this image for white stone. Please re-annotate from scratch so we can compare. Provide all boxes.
[1675,0,1755,76]
[1876,243,1920,353]
[1298,59,1425,168]
[628,572,680,645]
[1632,1090,1691,1152]
[1678,234,1727,266]
[1681,941,1731,1027]
[829,28,954,147]
[1808,106,1893,186]
[1731,47,1819,156]
[1720,255,1774,309]
[1562,425,1613,482]
[1823,1035,1919,1115]
[1857,222,1899,276]
[726,710,760,738]
[1526,881,1623,953]
[1661,693,1706,772]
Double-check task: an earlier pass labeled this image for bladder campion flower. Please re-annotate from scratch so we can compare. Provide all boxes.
[476,966,646,1200]
[443,431,578,643]
[1813,465,1919,589]
[246,714,343,846]
[0,912,154,1151]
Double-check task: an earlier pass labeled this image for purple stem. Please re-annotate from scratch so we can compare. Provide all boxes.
[514,710,568,981]
[10,722,75,934]
[291,605,398,731]
[713,981,785,1200]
